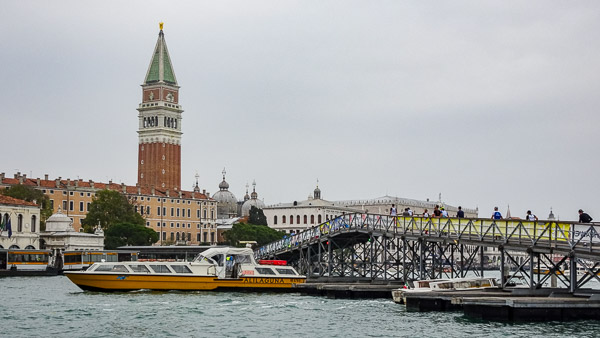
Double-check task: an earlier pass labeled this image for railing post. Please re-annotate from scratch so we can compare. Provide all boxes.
[402,236,407,285]
[327,237,332,278]
[570,255,577,293]
[419,239,425,280]
[480,246,484,277]
[500,246,506,288]
[529,249,535,290]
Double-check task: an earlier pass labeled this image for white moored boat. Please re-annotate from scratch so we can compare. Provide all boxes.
[64,247,306,292]
[392,277,498,304]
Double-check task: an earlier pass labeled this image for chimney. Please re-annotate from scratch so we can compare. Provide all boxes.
[18,176,23,184]
[121,183,126,193]
[0,173,4,180]
[90,180,95,189]
[109,180,112,185]
[206,192,210,198]
[23,174,27,180]
[36,178,41,186]
[67,179,71,187]
[178,190,182,198]
[136,184,141,195]
[166,189,170,197]
[191,192,195,199]
[55,178,60,188]
[151,185,155,196]
[44,174,49,181]
[14,172,20,179]
[75,180,79,187]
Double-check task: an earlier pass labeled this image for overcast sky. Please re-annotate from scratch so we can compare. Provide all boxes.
[2,1,599,221]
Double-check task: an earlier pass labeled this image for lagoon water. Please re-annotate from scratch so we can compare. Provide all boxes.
[2,276,600,337]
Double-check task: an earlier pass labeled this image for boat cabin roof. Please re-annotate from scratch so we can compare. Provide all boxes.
[195,247,256,263]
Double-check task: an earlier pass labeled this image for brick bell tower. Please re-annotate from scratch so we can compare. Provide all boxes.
[137,23,183,191]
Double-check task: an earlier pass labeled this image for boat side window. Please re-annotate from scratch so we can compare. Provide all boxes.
[94,264,129,272]
[212,254,224,267]
[129,265,150,273]
[170,265,192,273]
[275,268,297,275]
[255,267,276,275]
[236,255,252,264]
[150,265,172,273]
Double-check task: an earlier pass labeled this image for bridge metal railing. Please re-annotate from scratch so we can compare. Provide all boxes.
[256,213,600,258]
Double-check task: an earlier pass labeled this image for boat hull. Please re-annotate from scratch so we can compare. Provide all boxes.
[65,272,306,292]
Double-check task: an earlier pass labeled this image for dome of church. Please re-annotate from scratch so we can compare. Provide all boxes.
[45,209,74,232]
[241,198,266,217]
[213,190,238,218]
[214,168,238,218]
[241,180,265,216]
[219,179,230,190]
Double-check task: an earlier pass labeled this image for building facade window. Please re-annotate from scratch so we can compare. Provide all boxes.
[282,215,286,224]
[297,215,300,224]
[311,215,315,224]
[69,201,74,211]
[17,214,23,232]
[290,215,294,225]
[80,201,84,212]
[318,215,322,223]
[31,215,36,233]
[274,216,277,225]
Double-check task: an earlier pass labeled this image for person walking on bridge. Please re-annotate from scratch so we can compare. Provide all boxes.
[526,210,538,221]
[579,209,593,223]
[491,207,503,220]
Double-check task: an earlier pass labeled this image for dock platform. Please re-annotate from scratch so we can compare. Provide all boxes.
[295,282,397,299]
[460,296,600,321]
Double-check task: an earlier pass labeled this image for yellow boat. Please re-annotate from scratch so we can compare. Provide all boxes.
[64,247,305,292]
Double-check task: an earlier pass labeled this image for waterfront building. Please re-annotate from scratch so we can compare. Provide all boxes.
[241,180,266,217]
[0,195,41,249]
[263,185,361,234]
[336,195,478,218]
[0,172,218,245]
[40,209,104,252]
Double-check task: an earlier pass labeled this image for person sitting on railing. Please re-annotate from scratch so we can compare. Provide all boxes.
[579,209,593,223]
[491,207,503,220]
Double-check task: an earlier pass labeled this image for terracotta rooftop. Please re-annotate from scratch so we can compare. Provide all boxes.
[0,194,39,207]
[1,176,211,200]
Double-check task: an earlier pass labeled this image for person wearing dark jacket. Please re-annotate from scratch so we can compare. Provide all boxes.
[457,206,465,218]
[579,209,593,223]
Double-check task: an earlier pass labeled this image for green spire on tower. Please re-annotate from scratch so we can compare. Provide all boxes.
[144,23,177,85]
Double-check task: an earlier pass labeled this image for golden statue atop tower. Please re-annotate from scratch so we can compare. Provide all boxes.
[159,22,164,30]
